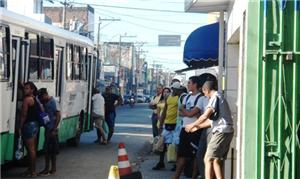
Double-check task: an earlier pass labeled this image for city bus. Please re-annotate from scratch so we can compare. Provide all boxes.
[0,8,98,164]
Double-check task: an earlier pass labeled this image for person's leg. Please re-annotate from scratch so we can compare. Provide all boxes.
[98,127,107,143]
[50,155,57,174]
[192,158,199,179]
[153,144,166,170]
[204,156,214,179]
[25,137,37,175]
[172,157,186,179]
[213,159,223,179]
[151,113,158,137]
[106,112,115,142]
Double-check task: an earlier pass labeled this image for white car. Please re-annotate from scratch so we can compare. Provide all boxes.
[136,95,145,103]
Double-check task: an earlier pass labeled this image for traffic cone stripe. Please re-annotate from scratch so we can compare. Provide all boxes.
[118,148,127,156]
[118,161,131,168]
[118,155,129,161]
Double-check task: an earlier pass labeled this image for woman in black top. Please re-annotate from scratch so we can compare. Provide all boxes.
[19,81,40,177]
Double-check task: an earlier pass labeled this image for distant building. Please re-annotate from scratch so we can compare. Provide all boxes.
[43,5,94,40]
[4,0,51,23]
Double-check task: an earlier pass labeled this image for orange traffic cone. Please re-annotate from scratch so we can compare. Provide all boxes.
[118,143,132,176]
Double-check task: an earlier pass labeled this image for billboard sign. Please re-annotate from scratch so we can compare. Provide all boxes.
[158,35,181,46]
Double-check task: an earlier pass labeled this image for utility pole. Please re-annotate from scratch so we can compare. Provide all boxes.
[97,17,120,51]
[62,0,67,29]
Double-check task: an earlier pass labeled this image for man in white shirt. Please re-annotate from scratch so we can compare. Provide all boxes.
[173,76,205,179]
[92,88,107,145]
[185,80,234,179]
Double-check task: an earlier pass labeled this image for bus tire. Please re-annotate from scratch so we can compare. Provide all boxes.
[67,111,84,147]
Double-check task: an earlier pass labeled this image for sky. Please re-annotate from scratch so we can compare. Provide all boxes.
[45,0,210,73]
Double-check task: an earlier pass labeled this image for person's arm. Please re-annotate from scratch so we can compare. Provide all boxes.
[148,97,157,109]
[19,98,30,135]
[159,98,168,128]
[181,107,201,118]
[185,108,213,132]
[116,95,123,106]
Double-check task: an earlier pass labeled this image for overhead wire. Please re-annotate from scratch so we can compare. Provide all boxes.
[96,10,189,35]
[70,2,195,14]
[95,7,201,25]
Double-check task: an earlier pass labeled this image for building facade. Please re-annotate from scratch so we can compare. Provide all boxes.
[43,5,94,40]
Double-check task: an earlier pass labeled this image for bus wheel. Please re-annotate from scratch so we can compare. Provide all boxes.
[67,111,84,147]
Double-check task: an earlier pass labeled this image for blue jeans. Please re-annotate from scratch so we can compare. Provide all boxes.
[105,112,116,128]
[151,113,158,137]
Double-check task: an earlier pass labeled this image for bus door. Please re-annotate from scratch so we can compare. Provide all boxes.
[9,37,26,135]
[85,54,94,131]
[55,47,64,102]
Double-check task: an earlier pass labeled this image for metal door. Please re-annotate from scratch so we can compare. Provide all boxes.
[259,1,300,178]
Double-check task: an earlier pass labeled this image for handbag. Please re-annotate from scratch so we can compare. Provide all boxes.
[167,144,177,163]
[152,135,164,153]
[35,97,50,126]
[15,136,24,160]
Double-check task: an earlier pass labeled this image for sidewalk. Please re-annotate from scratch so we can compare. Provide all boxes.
[132,140,192,179]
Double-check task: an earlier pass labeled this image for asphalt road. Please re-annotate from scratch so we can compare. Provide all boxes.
[2,104,157,179]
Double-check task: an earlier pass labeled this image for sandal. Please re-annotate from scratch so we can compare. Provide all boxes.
[38,169,50,176]
[49,170,56,175]
[24,172,37,178]
[20,170,30,177]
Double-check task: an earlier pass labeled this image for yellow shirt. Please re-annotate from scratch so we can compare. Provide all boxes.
[164,95,179,124]
[157,101,165,116]
[151,95,161,114]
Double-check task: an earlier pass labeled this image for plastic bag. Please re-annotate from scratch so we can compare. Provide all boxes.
[167,144,177,163]
[102,121,109,134]
[15,136,24,160]
[152,135,164,153]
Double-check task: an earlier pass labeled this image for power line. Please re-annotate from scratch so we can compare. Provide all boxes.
[95,7,201,25]
[71,2,193,14]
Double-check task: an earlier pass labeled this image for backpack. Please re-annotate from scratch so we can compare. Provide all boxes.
[184,93,201,109]
[34,97,50,127]
[179,93,187,104]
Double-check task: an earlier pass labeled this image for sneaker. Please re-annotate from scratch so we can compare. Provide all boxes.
[171,165,176,171]
[152,162,165,170]
[38,169,50,176]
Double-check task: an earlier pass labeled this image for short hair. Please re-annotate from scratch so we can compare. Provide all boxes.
[92,88,99,95]
[171,78,180,84]
[189,76,201,89]
[203,80,218,91]
[38,88,48,98]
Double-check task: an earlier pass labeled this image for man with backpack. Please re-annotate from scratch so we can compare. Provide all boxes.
[185,80,234,179]
[37,88,61,176]
[172,76,207,179]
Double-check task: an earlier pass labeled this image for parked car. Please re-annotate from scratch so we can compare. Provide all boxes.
[144,95,151,103]
[123,95,131,105]
[136,95,145,103]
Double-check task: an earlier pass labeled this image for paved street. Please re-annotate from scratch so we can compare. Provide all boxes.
[2,104,177,179]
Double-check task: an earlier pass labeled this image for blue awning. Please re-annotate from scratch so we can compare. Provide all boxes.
[183,22,219,68]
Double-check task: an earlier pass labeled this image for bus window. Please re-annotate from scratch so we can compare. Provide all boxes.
[0,26,9,81]
[66,44,73,80]
[80,47,87,81]
[28,33,39,80]
[73,45,80,80]
[40,37,54,80]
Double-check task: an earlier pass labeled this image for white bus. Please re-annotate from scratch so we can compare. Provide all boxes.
[0,8,98,164]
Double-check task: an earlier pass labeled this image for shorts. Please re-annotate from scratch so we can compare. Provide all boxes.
[22,121,39,140]
[162,129,174,144]
[205,131,233,160]
[105,112,116,128]
[92,113,104,129]
[178,128,202,158]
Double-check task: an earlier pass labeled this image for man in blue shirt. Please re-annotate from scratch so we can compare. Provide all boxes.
[38,88,61,176]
